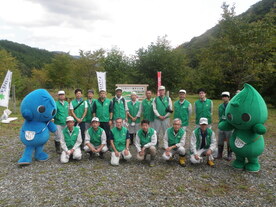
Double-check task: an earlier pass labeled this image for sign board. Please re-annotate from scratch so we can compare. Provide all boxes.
[115,84,148,101]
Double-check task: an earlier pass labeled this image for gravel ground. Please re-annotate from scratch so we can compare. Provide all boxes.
[0,122,275,207]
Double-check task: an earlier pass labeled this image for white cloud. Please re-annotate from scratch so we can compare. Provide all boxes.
[0,0,261,55]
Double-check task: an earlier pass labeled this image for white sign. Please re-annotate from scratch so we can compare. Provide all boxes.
[0,70,12,108]
[115,84,148,101]
[96,71,106,92]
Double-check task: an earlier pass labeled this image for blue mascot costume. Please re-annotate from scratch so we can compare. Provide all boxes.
[18,89,57,165]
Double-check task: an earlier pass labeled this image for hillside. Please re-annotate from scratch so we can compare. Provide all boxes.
[0,40,55,76]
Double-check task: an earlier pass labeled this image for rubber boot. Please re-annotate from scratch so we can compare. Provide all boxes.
[216,145,223,159]
[55,141,61,154]
[179,155,186,167]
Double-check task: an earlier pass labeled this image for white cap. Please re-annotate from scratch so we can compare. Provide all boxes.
[179,89,186,94]
[58,90,65,95]
[159,86,165,90]
[221,91,230,97]
[131,91,137,95]
[115,87,122,91]
[66,116,74,122]
[199,117,208,125]
[91,117,100,122]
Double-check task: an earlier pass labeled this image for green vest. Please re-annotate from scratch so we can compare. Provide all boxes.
[71,99,86,120]
[155,96,169,118]
[88,127,104,146]
[137,128,155,147]
[167,127,185,146]
[218,103,228,123]
[195,99,212,124]
[113,97,126,120]
[127,101,141,123]
[110,127,128,152]
[95,98,111,122]
[173,99,191,126]
[85,99,95,123]
[141,98,154,122]
[54,101,69,125]
[63,127,80,150]
[194,127,212,150]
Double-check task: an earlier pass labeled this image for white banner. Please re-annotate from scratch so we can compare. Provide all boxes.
[96,71,106,92]
[0,70,12,108]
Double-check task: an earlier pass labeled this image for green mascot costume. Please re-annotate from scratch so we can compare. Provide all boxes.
[218,83,268,172]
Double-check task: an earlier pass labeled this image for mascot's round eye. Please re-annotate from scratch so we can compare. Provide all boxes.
[242,113,251,122]
[52,109,56,116]
[227,113,233,121]
[37,105,46,113]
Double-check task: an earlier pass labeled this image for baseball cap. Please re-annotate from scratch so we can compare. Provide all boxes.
[221,91,230,97]
[58,90,65,95]
[179,89,186,94]
[87,89,94,94]
[159,86,165,90]
[199,117,208,125]
[66,116,74,122]
[91,117,100,122]
[131,92,137,95]
[115,87,122,91]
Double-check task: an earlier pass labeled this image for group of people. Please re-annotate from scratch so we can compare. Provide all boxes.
[53,86,233,167]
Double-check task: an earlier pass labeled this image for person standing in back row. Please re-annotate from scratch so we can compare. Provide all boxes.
[153,85,173,146]
[54,90,69,154]
[112,87,128,127]
[140,90,155,127]
[70,89,88,148]
[84,89,96,130]
[173,89,192,131]
[194,88,213,128]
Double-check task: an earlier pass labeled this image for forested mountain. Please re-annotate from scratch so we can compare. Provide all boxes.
[0,40,55,76]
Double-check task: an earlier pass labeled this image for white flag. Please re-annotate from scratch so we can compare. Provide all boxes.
[96,71,106,92]
[0,70,12,108]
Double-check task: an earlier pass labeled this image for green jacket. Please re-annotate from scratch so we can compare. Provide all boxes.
[154,96,169,118]
[137,128,155,147]
[127,101,140,123]
[87,127,104,146]
[195,99,212,124]
[85,99,95,123]
[112,97,126,120]
[63,127,80,150]
[94,98,111,122]
[167,127,185,146]
[141,98,154,122]
[194,127,213,150]
[54,100,69,125]
[71,99,86,120]
[173,100,191,126]
[218,103,228,123]
[110,127,128,152]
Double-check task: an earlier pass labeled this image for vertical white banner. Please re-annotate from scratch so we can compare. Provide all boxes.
[0,70,12,108]
[96,71,106,92]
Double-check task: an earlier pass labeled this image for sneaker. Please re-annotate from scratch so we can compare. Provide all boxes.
[207,160,215,167]
[179,156,186,167]
[99,152,104,159]
[149,160,155,167]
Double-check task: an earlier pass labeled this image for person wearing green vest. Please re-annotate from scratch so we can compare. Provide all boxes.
[112,87,128,127]
[173,89,192,131]
[162,119,187,167]
[135,119,157,167]
[93,90,113,141]
[110,118,132,166]
[60,116,82,163]
[140,90,155,127]
[153,86,173,145]
[84,117,108,159]
[127,92,141,145]
[194,88,213,127]
[217,91,233,161]
[190,118,217,167]
[54,90,69,154]
[69,89,88,148]
[84,89,96,130]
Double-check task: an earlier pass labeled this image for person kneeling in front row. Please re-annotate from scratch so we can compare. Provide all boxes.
[60,116,82,163]
[110,118,132,166]
[190,117,217,167]
[84,117,108,159]
[162,118,187,167]
[135,119,157,167]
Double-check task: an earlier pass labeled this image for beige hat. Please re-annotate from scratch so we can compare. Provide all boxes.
[199,117,208,125]
[58,90,65,95]
[179,89,186,94]
[91,117,100,122]
[159,85,165,90]
[66,116,74,122]
[221,91,230,97]
[131,91,137,95]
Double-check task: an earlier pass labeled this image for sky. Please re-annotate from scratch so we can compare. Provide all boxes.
[0,0,260,56]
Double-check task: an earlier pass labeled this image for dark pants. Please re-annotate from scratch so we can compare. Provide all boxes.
[75,122,86,144]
